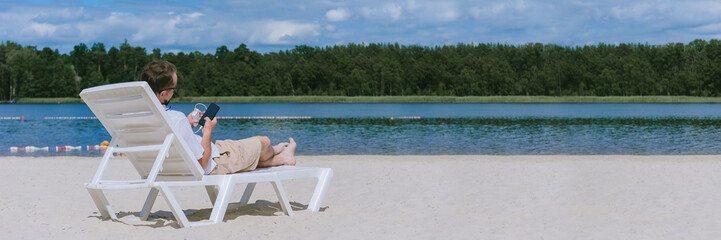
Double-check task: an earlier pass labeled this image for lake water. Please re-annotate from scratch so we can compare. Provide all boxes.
[1,103,721,156]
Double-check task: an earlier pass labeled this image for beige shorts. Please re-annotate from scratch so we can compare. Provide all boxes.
[209,137,262,175]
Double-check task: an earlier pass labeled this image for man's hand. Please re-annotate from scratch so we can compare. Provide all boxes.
[201,116,217,135]
[187,111,204,128]
[198,116,216,170]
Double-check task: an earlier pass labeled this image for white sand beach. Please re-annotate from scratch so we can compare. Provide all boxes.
[1,155,721,239]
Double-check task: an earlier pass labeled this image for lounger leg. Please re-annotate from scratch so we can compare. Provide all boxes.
[140,187,160,221]
[205,186,219,205]
[307,168,334,212]
[158,185,191,228]
[270,180,294,216]
[239,183,256,206]
[208,178,233,224]
[87,188,116,220]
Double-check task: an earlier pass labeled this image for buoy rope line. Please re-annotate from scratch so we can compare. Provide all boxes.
[7,141,110,152]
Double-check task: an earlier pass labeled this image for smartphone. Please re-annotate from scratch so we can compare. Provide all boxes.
[199,103,220,126]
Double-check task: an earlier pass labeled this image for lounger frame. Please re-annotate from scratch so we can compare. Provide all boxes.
[81,82,333,228]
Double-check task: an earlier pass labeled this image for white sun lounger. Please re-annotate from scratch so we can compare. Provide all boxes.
[80,82,333,228]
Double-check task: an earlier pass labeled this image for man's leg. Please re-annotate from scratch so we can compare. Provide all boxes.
[256,136,275,162]
[257,137,296,167]
[273,142,289,155]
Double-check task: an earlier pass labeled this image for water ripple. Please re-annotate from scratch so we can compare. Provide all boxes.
[2,117,721,156]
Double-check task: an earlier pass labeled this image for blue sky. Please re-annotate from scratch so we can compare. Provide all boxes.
[1,0,721,54]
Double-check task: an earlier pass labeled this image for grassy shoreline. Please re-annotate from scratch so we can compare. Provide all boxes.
[9,95,721,104]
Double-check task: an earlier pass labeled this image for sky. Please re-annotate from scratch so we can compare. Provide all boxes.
[1,0,721,54]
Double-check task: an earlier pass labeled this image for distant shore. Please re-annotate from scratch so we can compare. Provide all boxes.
[9,95,721,104]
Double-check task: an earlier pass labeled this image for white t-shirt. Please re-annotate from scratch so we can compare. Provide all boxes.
[165,108,219,174]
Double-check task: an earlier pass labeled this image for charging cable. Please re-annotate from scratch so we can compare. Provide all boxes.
[192,103,207,133]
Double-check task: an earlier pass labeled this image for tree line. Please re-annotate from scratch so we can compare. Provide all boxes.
[1,39,721,100]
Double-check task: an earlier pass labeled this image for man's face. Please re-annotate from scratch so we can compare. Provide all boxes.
[156,72,177,105]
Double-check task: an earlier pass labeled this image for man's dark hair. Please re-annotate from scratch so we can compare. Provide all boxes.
[140,60,177,93]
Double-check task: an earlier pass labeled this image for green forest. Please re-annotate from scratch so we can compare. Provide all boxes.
[1,39,721,101]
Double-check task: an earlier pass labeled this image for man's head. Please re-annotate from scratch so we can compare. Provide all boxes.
[140,60,177,105]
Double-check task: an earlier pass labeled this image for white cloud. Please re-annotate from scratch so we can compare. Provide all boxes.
[607,1,721,25]
[249,20,320,44]
[185,12,203,18]
[437,9,460,22]
[361,3,403,21]
[33,7,85,23]
[468,0,560,30]
[326,8,350,22]
[414,1,460,23]
[26,22,58,37]
[5,0,721,54]
[609,2,659,21]
[48,10,198,46]
[470,0,530,19]
[0,7,81,42]
[0,3,322,52]
[106,11,136,25]
[692,22,721,34]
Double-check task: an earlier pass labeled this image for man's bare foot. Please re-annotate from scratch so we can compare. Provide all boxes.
[277,138,296,165]
[273,142,289,154]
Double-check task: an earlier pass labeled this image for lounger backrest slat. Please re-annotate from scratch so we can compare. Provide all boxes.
[96,96,151,116]
[130,154,192,174]
[80,82,204,181]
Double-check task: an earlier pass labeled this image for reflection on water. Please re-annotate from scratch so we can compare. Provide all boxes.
[2,116,721,156]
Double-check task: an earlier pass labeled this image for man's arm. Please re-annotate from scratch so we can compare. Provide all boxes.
[197,116,217,170]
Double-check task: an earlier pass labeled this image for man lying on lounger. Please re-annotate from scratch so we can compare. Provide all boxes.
[140,60,296,175]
